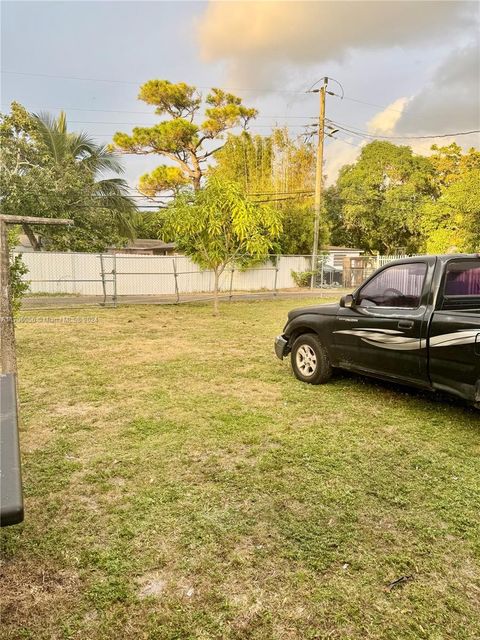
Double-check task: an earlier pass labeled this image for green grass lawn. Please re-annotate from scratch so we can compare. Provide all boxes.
[1,298,479,640]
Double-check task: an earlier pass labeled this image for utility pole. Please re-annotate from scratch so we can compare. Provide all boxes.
[310,77,328,289]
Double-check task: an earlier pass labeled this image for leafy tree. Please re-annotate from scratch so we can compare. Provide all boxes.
[0,103,137,252]
[421,168,480,253]
[111,82,257,193]
[211,130,274,193]
[211,128,327,254]
[428,143,480,189]
[419,144,480,253]
[163,178,282,314]
[334,141,436,254]
[324,185,360,248]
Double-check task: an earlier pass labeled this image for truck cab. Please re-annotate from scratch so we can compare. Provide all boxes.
[275,255,480,407]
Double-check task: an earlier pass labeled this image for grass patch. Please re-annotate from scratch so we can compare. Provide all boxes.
[1,297,479,639]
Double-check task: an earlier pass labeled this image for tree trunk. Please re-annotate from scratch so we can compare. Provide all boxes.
[213,268,220,316]
[22,224,41,251]
[192,172,202,191]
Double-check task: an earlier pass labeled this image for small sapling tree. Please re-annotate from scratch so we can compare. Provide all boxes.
[164,179,282,315]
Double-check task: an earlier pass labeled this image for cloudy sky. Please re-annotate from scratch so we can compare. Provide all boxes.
[2,0,479,187]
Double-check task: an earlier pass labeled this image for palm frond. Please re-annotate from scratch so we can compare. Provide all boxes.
[94,178,138,239]
[31,109,137,239]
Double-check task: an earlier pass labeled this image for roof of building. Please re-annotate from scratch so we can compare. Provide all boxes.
[326,246,363,253]
[119,239,176,250]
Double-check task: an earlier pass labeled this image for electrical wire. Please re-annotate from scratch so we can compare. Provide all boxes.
[328,121,480,141]
[6,68,475,135]
[247,190,314,196]
[328,92,405,114]
[63,120,313,130]
[1,69,311,95]
[0,101,316,121]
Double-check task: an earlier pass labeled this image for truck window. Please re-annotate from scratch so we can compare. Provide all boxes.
[357,262,427,308]
[444,261,480,297]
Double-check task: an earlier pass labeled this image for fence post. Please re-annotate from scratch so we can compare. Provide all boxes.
[273,255,279,297]
[100,254,107,306]
[229,268,234,301]
[172,258,180,303]
[113,253,117,308]
[71,252,77,295]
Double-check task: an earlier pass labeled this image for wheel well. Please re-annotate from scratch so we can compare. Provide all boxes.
[289,327,319,344]
[289,327,335,363]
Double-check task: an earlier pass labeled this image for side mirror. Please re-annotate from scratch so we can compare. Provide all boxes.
[340,294,354,309]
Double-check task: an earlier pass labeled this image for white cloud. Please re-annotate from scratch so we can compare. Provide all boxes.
[395,43,480,135]
[197,1,477,88]
[367,98,410,135]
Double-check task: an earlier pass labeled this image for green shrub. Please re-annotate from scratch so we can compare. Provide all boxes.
[291,270,316,288]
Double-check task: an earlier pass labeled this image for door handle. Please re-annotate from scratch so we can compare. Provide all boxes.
[398,320,414,330]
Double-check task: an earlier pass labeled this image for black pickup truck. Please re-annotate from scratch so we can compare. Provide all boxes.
[275,255,480,407]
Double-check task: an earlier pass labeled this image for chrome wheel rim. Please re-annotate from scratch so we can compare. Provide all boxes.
[296,344,317,377]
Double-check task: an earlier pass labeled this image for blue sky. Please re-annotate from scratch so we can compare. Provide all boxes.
[2,1,479,187]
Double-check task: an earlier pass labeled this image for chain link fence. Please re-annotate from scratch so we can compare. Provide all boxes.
[15,251,402,310]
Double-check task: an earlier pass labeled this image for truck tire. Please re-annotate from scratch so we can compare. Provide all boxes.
[291,333,332,385]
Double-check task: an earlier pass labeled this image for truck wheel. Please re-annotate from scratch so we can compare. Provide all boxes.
[291,333,332,385]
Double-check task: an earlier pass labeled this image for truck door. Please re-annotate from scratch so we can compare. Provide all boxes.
[335,260,434,384]
[429,259,480,402]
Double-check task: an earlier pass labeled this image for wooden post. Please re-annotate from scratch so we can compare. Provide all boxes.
[0,219,17,375]
[0,216,73,376]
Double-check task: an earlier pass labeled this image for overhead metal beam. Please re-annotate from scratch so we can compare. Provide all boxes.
[0,215,73,226]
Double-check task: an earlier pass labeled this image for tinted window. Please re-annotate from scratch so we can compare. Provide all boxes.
[357,263,427,308]
[445,261,480,296]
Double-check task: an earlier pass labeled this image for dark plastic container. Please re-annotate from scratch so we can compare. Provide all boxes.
[1,373,24,526]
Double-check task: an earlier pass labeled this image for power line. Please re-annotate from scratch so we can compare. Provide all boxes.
[329,121,480,141]
[247,190,314,196]
[1,70,310,95]
[328,135,364,149]
[7,68,473,135]
[1,101,315,121]
[2,70,410,111]
[328,92,405,114]
[250,195,313,203]
[64,119,312,129]
[309,118,480,141]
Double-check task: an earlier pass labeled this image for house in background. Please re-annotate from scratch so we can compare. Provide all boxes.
[109,239,177,256]
[324,245,363,269]
[13,234,177,256]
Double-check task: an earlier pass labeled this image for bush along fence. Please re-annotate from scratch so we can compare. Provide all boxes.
[14,251,405,308]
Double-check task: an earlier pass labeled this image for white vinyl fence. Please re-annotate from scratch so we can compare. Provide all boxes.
[17,252,314,298]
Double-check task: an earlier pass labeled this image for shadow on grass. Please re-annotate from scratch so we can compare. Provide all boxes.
[329,369,479,418]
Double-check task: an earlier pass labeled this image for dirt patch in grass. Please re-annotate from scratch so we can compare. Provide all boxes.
[0,559,80,634]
